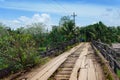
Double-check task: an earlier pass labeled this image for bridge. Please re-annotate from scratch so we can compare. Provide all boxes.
[5,41,118,80]
[1,41,120,80]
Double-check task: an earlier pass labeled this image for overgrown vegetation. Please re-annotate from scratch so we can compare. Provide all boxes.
[0,15,120,77]
[80,21,120,44]
[92,45,114,80]
[117,69,120,77]
[0,30,39,70]
[0,16,80,73]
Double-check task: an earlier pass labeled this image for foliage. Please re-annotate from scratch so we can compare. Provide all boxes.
[0,23,9,37]
[48,26,63,47]
[0,16,120,75]
[17,23,47,46]
[0,17,80,72]
[117,69,120,77]
[0,32,40,70]
[59,16,76,40]
[79,21,120,44]
[48,16,80,48]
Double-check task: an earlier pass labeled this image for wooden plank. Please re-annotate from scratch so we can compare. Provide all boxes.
[81,56,87,68]
[94,63,99,80]
[70,43,88,80]
[69,53,84,80]
[78,53,89,80]
[94,63,104,80]
[30,56,66,80]
[78,69,88,80]
[29,43,83,80]
[88,59,96,80]
[38,58,66,80]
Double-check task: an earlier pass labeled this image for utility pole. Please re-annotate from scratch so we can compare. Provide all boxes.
[71,12,77,26]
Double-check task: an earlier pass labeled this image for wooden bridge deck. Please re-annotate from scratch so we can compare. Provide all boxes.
[16,43,105,80]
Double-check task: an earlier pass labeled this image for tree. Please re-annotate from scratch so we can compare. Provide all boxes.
[0,23,9,37]
[17,23,46,47]
[79,21,120,44]
[0,33,39,70]
[59,16,76,41]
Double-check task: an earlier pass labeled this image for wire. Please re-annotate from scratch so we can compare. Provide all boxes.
[51,0,71,15]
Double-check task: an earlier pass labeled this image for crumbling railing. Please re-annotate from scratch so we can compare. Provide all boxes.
[92,41,120,74]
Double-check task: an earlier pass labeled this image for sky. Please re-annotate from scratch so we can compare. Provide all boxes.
[0,0,120,30]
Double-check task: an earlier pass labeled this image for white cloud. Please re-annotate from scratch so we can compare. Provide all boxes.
[12,20,20,24]
[32,13,50,23]
[18,13,51,25]
[99,8,120,26]
[0,13,52,29]
[1,1,120,27]
[18,16,30,22]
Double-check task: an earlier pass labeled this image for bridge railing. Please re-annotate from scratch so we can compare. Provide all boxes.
[92,40,120,74]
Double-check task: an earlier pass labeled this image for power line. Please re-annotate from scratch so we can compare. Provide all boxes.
[51,0,71,15]
[47,0,78,26]
[51,0,78,23]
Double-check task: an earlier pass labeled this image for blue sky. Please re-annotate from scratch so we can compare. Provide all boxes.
[0,0,120,29]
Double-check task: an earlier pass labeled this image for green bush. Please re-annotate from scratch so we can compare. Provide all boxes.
[0,33,40,71]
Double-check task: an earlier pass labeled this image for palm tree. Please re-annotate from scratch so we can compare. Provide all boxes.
[59,16,76,41]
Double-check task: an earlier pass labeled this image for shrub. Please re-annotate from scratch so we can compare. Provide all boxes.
[0,33,40,71]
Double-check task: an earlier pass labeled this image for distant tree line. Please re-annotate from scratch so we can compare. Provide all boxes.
[79,21,120,44]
